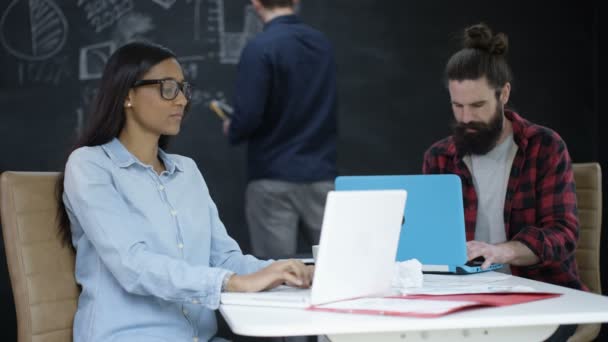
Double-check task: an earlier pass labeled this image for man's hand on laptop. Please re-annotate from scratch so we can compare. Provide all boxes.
[224,259,314,292]
[467,240,540,269]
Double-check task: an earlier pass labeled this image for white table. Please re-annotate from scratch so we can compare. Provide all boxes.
[220,274,608,341]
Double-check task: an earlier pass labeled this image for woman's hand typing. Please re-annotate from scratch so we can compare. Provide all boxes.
[225,259,314,292]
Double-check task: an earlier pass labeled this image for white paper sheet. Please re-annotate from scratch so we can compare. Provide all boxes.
[396,273,537,295]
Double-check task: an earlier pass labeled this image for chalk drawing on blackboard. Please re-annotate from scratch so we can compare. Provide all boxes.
[79,41,116,80]
[192,0,202,40]
[77,0,133,33]
[74,83,99,133]
[207,0,263,64]
[17,55,70,85]
[189,89,205,106]
[112,12,155,47]
[178,55,207,106]
[187,89,216,107]
[180,55,205,80]
[80,83,98,108]
[0,0,68,61]
[151,0,176,10]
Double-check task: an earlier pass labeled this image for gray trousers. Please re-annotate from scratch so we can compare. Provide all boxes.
[246,179,334,258]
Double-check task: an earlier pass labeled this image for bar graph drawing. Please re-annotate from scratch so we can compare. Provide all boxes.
[207,0,263,64]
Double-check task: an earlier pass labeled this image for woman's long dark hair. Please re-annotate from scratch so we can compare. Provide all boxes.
[56,42,177,248]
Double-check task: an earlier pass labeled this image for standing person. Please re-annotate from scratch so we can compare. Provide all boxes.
[56,41,312,342]
[422,23,584,341]
[223,0,338,259]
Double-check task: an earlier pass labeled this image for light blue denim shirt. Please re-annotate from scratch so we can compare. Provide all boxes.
[63,138,270,342]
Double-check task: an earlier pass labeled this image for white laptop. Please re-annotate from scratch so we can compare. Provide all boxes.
[220,190,407,308]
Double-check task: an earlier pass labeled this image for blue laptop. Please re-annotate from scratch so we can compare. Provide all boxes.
[335,174,503,274]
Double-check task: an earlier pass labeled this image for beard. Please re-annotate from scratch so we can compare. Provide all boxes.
[452,103,504,156]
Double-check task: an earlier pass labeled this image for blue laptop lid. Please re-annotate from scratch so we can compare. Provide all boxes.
[335,175,467,265]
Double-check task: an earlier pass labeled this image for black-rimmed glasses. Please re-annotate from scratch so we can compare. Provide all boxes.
[132,78,192,101]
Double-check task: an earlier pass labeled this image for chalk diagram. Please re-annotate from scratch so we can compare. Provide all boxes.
[77,0,133,33]
[151,0,177,10]
[206,0,263,64]
[0,0,68,61]
[111,11,155,46]
[78,41,115,80]
[79,11,155,81]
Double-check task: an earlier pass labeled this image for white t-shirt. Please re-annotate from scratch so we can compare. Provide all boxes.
[464,134,518,273]
[470,134,516,243]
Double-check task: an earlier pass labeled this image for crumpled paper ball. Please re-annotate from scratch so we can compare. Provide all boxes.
[391,259,423,289]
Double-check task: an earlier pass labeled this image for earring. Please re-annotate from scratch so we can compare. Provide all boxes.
[126,102,132,107]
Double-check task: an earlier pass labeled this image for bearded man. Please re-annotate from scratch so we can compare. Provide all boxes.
[422,24,585,297]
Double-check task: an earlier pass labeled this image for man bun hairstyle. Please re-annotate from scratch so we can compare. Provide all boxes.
[446,23,512,93]
[462,24,509,56]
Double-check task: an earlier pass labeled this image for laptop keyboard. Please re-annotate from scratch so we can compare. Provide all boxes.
[256,286,311,302]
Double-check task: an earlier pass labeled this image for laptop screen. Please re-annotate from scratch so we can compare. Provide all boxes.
[335,175,468,266]
[311,190,407,304]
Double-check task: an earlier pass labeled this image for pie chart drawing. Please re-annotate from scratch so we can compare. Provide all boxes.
[0,0,68,61]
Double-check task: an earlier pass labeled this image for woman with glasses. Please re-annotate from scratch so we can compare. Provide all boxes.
[56,41,313,342]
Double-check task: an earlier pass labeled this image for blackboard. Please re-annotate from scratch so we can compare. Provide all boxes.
[0,0,604,340]
[0,0,274,246]
[0,0,600,245]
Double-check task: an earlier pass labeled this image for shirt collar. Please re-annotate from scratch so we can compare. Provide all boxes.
[504,110,529,150]
[102,138,183,173]
[158,148,183,173]
[264,14,300,30]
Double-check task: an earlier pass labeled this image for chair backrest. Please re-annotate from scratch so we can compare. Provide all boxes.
[1,172,78,342]
[572,163,603,294]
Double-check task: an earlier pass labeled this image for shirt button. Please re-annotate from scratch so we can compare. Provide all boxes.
[158,185,165,191]
[192,299,199,304]
[193,338,199,342]
[182,309,188,315]
[170,210,178,216]
[178,243,184,249]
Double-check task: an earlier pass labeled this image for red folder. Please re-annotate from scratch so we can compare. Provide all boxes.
[308,292,561,318]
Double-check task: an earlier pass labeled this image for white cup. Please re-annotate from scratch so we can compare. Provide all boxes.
[312,245,319,263]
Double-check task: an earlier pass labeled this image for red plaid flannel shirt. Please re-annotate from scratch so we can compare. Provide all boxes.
[423,111,585,290]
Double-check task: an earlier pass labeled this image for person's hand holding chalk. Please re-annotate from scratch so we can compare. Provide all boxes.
[209,100,234,120]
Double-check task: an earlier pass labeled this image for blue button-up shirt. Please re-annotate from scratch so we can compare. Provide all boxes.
[63,138,270,341]
[228,14,338,182]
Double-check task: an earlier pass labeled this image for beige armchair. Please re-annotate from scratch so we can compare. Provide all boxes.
[1,172,78,342]
[568,163,603,342]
